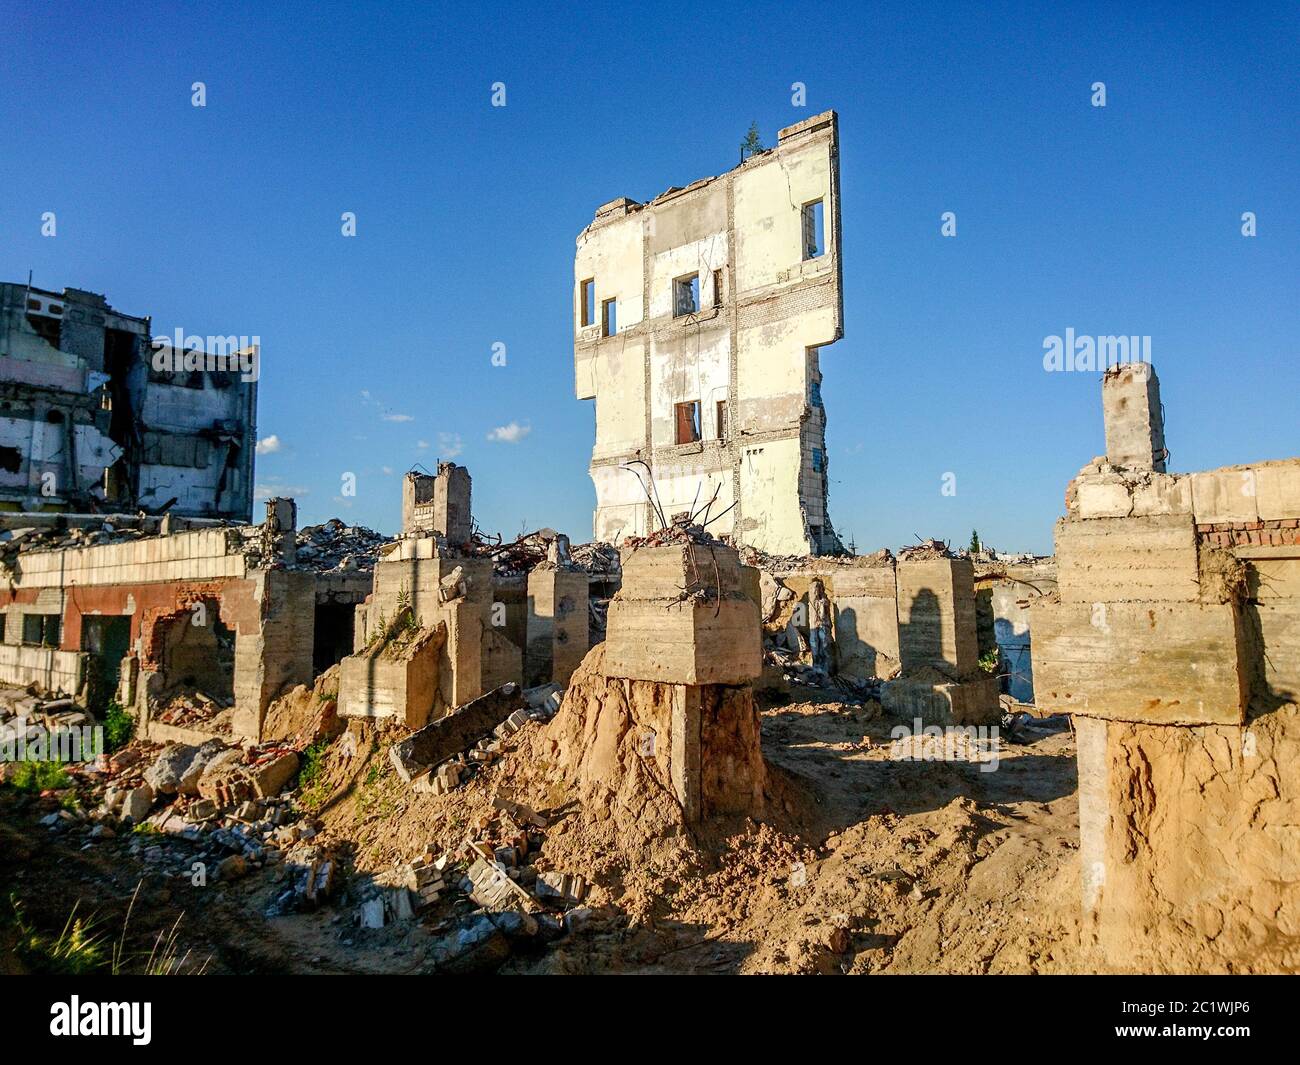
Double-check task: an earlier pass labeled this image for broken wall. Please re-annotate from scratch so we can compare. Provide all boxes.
[1031,365,1300,972]
[574,113,843,555]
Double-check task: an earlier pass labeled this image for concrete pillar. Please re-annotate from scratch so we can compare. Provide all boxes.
[433,463,472,546]
[401,464,472,544]
[525,567,589,687]
[895,558,979,678]
[232,569,315,740]
[1103,361,1166,472]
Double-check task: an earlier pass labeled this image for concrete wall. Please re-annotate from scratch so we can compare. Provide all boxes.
[0,283,256,521]
[0,643,85,694]
[1032,365,1299,972]
[574,113,843,555]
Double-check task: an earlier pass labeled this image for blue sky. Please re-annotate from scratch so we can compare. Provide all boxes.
[2,1,1296,553]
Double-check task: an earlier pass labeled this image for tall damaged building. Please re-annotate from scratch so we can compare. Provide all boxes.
[0,281,256,520]
[574,112,844,556]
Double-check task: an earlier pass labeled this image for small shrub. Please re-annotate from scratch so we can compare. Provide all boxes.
[6,760,72,793]
[103,701,134,751]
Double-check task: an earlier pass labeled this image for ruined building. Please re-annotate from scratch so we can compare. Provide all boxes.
[1032,361,1300,972]
[0,282,256,520]
[574,112,843,556]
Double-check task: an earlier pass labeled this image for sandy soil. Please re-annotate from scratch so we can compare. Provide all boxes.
[1,685,1089,975]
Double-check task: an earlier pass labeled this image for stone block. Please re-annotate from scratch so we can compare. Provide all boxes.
[1191,467,1259,525]
[525,567,590,687]
[1256,461,1300,521]
[603,542,760,685]
[337,623,443,729]
[1102,361,1165,471]
[880,675,1000,726]
[1074,478,1134,519]
[895,558,978,678]
[1030,599,1249,725]
[249,751,299,798]
[1055,513,1200,603]
[1130,473,1192,517]
[389,682,525,783]
[603,596,760,685]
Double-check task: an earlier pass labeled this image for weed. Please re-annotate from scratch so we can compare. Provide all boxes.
[4,760,72,793]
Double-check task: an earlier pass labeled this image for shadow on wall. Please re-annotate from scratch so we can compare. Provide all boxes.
[1241,586,1299,721]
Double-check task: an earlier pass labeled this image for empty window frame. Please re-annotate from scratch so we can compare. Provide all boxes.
[675,400,701,444]
[579,279,596,327]
[810,377,823,408]
[23,613,61,647]
[811,448,825,474]
[601,297,617,337]
[673,274,700,318]
[802,199,825,260]
[716,399,729,440]
[712,268,724,308]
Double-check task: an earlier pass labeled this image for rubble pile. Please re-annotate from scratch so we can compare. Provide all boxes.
[344,791,594,971]
[290,518,393,573]
[393,682,563,793]
[741,545,892,574]
[153,689,237,733]
[762,641,880,701]
[897,538,953,561]
[25,736,341,914]
[0,519,167,577]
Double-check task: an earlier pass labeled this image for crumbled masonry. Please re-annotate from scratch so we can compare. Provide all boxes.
[2,126,1295,975]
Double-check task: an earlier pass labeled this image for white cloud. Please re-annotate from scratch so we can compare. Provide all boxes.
[255,482,310,500]
[438,431,463,457]
[255,434,282,455]
[381,465,394,476]
[416,439,430,450]
[382,412,414,423]
[486,421,531,444]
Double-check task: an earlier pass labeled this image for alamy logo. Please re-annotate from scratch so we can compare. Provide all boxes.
[1042,329,1151,372]
[49,997,151,1045]
[2,725,102,763]
[151,329,260,382]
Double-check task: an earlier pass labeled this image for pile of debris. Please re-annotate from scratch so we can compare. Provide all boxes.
[569,540,620,576]
[152,689,236,733]
[28,736,340,913]
[762,642,880,701]
[0,519,163,577]
[390,682,563,792]
[291,518,394,573]
[897,538,953,561]
[741,545,893,574]
[346,791,596,972]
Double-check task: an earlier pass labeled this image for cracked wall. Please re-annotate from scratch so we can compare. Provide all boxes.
[574,112,843,555]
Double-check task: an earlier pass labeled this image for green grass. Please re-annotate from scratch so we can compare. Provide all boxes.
[8,884,208,976]
[297,739,330,811]
[5,760,72,793]
[8,894,107,975]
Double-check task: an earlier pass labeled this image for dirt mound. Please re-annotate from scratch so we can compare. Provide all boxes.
[262,664,342,748]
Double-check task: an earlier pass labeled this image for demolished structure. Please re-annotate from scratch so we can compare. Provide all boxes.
[338,465,598,730]
[0,282,257,520]
[1032,360,1300,972]
[574,112,843,556]
[0,498,370,743]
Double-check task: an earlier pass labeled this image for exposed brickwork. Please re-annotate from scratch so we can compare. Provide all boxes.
[1196,518,1300,548]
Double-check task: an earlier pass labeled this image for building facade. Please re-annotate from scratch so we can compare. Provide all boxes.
[573,111,844,556]
[0,282,256,520]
